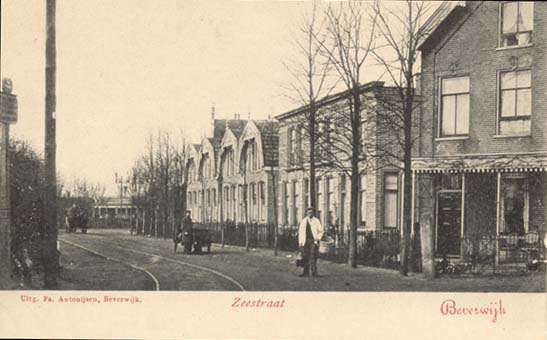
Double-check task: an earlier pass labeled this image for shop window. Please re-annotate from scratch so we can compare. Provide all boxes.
[440,76,469,137]
[500,2,533,47]
[499,70,531,135]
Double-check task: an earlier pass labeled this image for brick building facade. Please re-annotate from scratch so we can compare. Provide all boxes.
[412,2,547,260]
[275,82,405,237]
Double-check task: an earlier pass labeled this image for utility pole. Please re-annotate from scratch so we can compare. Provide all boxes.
[43,0,59,289]
[0,78,18,287]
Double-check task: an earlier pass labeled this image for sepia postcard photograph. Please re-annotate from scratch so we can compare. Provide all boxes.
[1,0,546,339]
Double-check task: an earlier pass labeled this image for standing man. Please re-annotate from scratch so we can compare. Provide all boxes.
[298,207,324,277]
[181,210,193,254]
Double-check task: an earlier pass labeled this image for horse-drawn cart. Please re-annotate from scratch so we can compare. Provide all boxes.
[65,205,89,234]
[174,227,212,254]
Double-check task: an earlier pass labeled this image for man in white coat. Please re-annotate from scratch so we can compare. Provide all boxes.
[298,207,324,277]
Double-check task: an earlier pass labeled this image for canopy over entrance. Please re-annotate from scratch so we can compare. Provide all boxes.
[411,154,547,174]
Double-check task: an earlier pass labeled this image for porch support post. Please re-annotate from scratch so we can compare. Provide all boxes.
[400,171,405,236]
[461,173,465,237]
[410,172,416,236]
[495,172,501,268]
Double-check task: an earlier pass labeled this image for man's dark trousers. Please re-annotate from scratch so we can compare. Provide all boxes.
[302,220,318,276]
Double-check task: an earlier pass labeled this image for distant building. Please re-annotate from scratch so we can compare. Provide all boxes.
[412,1,546,259]
[185,110,279,224]
[93,196,136,219]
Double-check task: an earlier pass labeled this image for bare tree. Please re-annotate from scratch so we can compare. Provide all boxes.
[283,1,337,217]
[130,129,188,239]
[318,1,378,268]
[371,0,433,275]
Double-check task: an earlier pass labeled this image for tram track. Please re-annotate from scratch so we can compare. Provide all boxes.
[60,239,161,291]
[59,235,246,291]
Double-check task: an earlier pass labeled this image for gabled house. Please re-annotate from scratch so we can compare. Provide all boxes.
[411,1,546,262]
[184,112,279,225]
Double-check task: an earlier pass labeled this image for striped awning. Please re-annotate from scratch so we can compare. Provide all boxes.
[411,154,547,174]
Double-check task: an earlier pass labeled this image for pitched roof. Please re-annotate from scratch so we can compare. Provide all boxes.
[255,120,279,167]
[418,1,468,51]
[227,119,248,138]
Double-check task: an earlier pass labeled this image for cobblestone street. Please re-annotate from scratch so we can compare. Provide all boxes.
[55,229,546,292]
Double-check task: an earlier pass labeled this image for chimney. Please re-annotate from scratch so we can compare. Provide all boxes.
[209,104,216,138]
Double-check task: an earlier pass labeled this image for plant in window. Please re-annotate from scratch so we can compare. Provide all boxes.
[500,2,533,47]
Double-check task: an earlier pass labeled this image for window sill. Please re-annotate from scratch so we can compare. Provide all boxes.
[495,43,533,52]
[435,136,469,141]
[493,134,531,139]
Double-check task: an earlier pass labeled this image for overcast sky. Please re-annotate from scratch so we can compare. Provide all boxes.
[1,0,438,194]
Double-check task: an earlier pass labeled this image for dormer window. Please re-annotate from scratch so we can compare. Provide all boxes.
[500,2,533,47]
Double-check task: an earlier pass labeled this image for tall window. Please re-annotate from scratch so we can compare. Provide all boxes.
[292,180,299,226]
[316,178,322,222]
[289,128,297,166]
[295,128,302,165]
[231,186,236,220]
[283,182,289,225]
[499,70,531,135]
[359,174,366,225]
[384,173,399,228]
[327,177,334,227]
[251,183,257,221]
[340,174,346,230]
[303,178,309,211]
[224,187,229,220]
[252,143,258,170]
[258,182,265,222]
[440,76,469,137]
[500,2,533,47]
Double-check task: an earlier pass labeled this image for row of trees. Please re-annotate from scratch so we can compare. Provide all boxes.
[128,130,188,239]
[125,0,434,276]
[284,0,432,274]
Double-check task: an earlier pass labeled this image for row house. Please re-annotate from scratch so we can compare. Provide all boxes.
[276,81,407,235]
[185,112,279,224]
[412,1,547,260]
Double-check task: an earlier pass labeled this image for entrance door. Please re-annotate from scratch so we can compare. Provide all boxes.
[436,191,462,256]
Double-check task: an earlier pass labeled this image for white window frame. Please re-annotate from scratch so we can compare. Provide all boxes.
[497,69,532,136]
[438,76,470,137]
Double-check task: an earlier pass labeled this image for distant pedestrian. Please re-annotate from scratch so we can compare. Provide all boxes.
[182,210,193,254]
[298,207,324,277]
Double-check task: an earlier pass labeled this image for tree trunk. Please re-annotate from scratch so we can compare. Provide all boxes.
[309,103,317,215]
[400,74,415,276]
[348,89,361,268]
